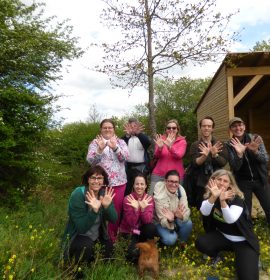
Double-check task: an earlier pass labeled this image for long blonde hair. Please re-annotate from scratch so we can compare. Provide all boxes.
[203,169,244,200]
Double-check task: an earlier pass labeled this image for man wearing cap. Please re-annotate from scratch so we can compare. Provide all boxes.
[122,118,151,196]
[226,117,270,226]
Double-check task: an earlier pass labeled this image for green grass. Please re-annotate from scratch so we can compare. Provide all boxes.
[1,186,270,280]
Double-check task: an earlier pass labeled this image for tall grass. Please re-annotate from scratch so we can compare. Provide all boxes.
[1,185,270,279]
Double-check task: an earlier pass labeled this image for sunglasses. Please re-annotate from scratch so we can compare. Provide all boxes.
[166,126,177,130]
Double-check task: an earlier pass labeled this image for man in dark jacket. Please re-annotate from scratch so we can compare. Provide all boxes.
[226,117,270,226]
[186,116,228,210]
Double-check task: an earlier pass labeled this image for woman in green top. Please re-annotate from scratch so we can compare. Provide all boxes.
[63,165,117,264]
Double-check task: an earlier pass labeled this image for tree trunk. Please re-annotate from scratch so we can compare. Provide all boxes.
[145,0,156,138]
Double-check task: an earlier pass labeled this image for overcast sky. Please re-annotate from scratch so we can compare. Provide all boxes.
[40,0,270,124]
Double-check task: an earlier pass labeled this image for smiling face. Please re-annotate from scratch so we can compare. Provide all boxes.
[101,121,115,140]
[229,122,246,139]
[88,172,104,194]
[200,118,214,139]
[215,174,230,191]
[133,176,147,197]
[165,175,180,194]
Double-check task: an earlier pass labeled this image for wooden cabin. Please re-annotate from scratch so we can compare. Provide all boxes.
[195,51,270,171]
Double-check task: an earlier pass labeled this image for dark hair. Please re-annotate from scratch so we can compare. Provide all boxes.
[128,117,138,124]
[199,116,215,128]
[82,165,109,186]
[165,169,180,179]
[132,172,148,192]
[100,118,115,129]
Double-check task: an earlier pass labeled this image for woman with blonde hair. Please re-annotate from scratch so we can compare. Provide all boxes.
[150,119,187,194]
[195,169,259,280]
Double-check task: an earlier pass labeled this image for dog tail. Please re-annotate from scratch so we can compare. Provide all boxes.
[136,242,152,252]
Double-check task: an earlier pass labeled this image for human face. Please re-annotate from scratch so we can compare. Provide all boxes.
[88,173,104,193]
[129,122,138,135]
[101,122,115,140]
[133,176,147,197]
[165,175,180,194]
[166,122,178,137]
[200,119,214,138]
[215,174,230,191]
[229,122,245,139]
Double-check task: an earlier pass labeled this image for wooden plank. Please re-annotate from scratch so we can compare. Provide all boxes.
[227,76,234,119]
[233,75,263,106]
[227,66,270,76]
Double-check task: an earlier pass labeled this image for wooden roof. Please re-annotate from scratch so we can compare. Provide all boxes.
[195,51,270,112]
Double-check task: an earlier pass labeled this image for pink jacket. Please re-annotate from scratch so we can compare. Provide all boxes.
[152,135,187,180]
[119,192,154,234]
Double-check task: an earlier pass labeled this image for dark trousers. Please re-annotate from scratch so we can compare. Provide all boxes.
[68,235,113,264]
[122,223,158,263]
[238,179,270,225]
[124,163,148,196]
[195,231,259,280]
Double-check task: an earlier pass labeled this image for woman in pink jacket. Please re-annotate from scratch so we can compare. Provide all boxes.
[149,119,187,194]
[119,173,157,263]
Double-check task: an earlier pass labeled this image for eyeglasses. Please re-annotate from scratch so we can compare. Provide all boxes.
[166,180,179,185]
[102,126,114,130]
[90,176,104,181]
[166,126,177,130]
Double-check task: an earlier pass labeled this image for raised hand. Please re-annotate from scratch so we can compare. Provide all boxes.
[164,132,175,148]
[126,194,140,210]
[219,188,234,202]
[198,142,211,157]
[154,134,164,149]
[207,179,221,199]
[135,122,145,134]
[174,203,186,220]
[96,135,106,153]
[138,194,152,210]
[85,190,101,213]
[107,135,118,150]
[123,123,133,135]
[100,187,115,209]
[161,208,174,222]
[211,141,223,157]
[230,137,246,157]
[245,135,262,154]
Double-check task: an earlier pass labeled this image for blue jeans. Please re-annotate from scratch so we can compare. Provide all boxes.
[156,218,192,246]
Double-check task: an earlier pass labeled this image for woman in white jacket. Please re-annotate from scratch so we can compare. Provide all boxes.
[153,169,192,246]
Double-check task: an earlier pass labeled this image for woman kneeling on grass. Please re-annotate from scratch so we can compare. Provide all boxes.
[119,173,157,263]
[195,169,260,280]
[63,165,117,266]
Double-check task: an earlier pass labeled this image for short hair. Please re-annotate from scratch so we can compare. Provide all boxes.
[82,165,109,186]
[165,169,180,179]
[100,118,115,129]
[128,117,138,124]
[199,116,215,128]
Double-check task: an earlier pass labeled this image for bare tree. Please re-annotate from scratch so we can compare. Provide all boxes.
[87,103,103,123]
[94,0,238,136]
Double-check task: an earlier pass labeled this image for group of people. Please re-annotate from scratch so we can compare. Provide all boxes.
[62,116,270,280]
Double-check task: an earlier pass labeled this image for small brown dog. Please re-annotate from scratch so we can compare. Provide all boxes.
[136,239,159,279]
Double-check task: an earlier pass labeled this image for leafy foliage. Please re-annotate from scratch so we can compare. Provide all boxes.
[252,39,270,51]
[0,0,83,199]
